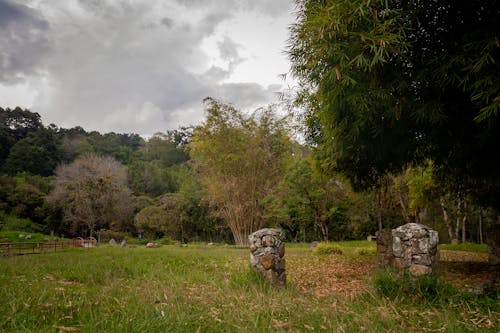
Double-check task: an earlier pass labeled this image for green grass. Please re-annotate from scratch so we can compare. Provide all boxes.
[0,231,63,243]
[313,242,343,255]
[0,244,497,332]
[312,240,377,256]
[439,242,488,253]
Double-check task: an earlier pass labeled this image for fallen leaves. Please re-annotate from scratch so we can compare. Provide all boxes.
[288,253,376,297]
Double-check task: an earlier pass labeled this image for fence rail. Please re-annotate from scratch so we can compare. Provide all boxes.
[0,237,97,256]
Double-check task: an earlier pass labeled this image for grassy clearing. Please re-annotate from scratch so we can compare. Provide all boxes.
[0,231,63,243]
[439,242,488,253]
[0,243,498,332]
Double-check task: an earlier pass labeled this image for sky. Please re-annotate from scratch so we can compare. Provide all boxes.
[0,0,296,136]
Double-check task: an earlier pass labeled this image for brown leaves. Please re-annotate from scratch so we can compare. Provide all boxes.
[288,253,376,297]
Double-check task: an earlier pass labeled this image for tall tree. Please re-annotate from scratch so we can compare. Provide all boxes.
[267,157,349,241]
[3,128,63,176]
[190,98,291,245]
[47,154,134,237]
[0,107,43,165]
[288,0,500,208]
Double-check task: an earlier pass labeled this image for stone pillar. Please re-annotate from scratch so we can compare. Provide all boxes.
[249,228,286,288]
[375,229,393,268]
[392,223,439,276]
[486,224,500,265]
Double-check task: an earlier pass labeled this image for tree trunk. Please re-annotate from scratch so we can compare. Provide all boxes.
[320,222,329,241]
[478,209,483,244]
[376,188,383,232]
[461,199,467,243]
[440,197,453,243]
[395,188,410,223]
[455,194,462,243]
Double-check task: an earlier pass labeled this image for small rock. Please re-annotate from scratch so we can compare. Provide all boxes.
[25,234,32,239]
[409,264,432,276]
[262,235,274,247]
[146,242,154,248]
[260,254,275,270]
[120,240,126,248]
[309,241,320,248]
[109,238,117,245]
[278,243,285,258]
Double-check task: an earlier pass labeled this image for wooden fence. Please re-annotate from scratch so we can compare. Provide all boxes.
[0,237,97,256]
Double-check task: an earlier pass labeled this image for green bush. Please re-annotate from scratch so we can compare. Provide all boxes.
[313,242,343,255]
[356,247,376,256]
[124,236,147,245]
[156,236,175,245]
[97,229,129,243]
[0,214,45,233]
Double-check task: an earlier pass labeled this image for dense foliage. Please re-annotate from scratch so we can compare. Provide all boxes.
[1,100,497,244]
[288,0,500,208]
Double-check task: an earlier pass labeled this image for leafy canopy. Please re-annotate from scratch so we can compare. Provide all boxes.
[288,0,500,204]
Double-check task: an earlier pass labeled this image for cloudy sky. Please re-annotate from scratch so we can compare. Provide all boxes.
[0,0,296,135]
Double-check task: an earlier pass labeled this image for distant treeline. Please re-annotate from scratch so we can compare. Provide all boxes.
[0,105,498,245]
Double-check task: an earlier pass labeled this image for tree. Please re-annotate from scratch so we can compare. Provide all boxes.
[141,133,189,168]
[288,0,500,208]
[3,128,63,176]
[47,154,134,237]
[265,157,349,241]
[190,98,291,245]
[134,195,181,240]
[127,160,176,197]
[0,107,43,165]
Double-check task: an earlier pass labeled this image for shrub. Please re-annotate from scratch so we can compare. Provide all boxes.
[124,236,147,245]
[313,242,343,255]
[1,214,45,233]
[356,247,376,256]
[97,229,129,242]
[157,236,175,245]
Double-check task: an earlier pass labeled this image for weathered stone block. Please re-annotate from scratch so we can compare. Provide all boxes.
[392,223,438,276]
[486,224,500,265]
[409,264,432,276]
[249,228,286,288]
[376,229,394,267]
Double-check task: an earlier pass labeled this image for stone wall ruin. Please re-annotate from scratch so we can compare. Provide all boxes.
[376,223,439,276]
[249,228,286,288]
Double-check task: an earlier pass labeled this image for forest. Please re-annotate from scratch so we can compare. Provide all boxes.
[1,0,498,247]
[0,98,497,246]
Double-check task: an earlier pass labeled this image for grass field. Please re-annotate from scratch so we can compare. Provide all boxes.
[0,243,498,332]
[0,231,64,243]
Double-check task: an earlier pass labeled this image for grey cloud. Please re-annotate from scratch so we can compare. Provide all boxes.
[4,0,290,135]
[161,17,174,28]
[0,0,50,84]
[174,0,291,18]
[218,37,245,65]
[213,82,281,109]
[202,66,231,82]
[241,0,292,18]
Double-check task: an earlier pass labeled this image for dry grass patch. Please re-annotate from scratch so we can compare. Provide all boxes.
[287,250,377,297]
[439,249,488,262]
